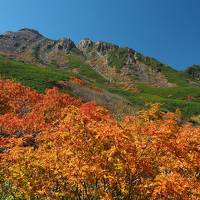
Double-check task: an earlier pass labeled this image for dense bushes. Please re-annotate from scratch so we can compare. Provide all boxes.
[0,80,200,199]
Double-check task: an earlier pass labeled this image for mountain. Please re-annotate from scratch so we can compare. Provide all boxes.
[184,64,200,81]
[0,28,200,119]
[0,28,195,88]
[0,28,77,64]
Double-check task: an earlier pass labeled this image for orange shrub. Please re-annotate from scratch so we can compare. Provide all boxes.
[0,80,199,200]
[69,76,85,85]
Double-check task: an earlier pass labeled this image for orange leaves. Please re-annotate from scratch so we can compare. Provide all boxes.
[0,138,10,146]
[0,112,46,139]
[80,101,110,121]
[0,80,200,199]
[0,79,41,115]
[138,103,162,121]
[0,113,23,135]
[122,103,200,199]
[152,172,192,200]
[35,87,81,123]
[80,101,97,116]
[69,76,85,85]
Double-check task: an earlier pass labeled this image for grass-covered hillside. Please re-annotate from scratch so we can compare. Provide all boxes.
[0,55,200,120]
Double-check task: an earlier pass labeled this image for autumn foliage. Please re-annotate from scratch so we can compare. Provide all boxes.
[0,80,200,200]
[69,76,85,85]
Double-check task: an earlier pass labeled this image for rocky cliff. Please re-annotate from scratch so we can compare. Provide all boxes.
[0,28,193,88]
[185,65,200,81]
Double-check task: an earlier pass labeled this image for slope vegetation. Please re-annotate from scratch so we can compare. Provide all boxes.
[0,80,199,199]
[0,28,199,120]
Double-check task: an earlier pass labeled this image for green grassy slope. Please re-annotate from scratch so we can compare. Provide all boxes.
[107,86,200,118]
[0,55,199,119]
[67,53,107,84]
[0,56,73,92]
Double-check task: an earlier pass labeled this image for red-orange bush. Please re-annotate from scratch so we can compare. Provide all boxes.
[0,80,199,200]
[69,76,85,85]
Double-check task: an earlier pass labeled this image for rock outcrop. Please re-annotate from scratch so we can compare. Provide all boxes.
[0,28,43,52]
[77,38,170,87]
[0,28,183,87]
[185,65,200,81]
[0,29,77,65]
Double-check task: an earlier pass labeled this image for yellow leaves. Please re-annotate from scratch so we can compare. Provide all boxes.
[114,161,124,171]
[0,81,200,199]
[138,103,162,121]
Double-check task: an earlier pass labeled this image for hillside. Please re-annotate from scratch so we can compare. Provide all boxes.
[185,64,200,81]
[0,80,200,199]
[1,28,199,87]
[0,28,200,120]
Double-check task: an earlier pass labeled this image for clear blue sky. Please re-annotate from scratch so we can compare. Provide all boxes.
[0,0,200,70]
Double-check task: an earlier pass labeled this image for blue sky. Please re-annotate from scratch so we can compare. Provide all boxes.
[0,0,200,70]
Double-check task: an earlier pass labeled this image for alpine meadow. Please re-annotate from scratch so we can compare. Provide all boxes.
[0,0,200,199]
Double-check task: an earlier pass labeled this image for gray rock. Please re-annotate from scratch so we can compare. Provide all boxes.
[78,38,94,51]
[54,38,76,52]
[94,41,118,55]
[78,39,118,56]
[0,28,44,52]
[0,28,179,87]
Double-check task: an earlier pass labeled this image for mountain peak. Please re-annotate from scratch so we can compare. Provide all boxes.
[0,28,43,52]
[0,28,199,88]
[55,37,76,51]
[78,38,94,51]
[78,38,119,55]
[18,28,43,37]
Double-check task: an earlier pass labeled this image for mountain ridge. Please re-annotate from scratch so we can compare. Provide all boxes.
[0,28,198,88]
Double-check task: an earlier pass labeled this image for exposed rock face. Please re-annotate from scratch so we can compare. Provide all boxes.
[185,65,200,81]
[19,28,43,37]
[78,38,94,52]
[0,29,77,65]
[31,38,77,64]
[0,28,43,52]
[0,28,178,87]
[78,39,118,57]
[94,41,118,55]
[54,38,76,52]
[77,39,170,87]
